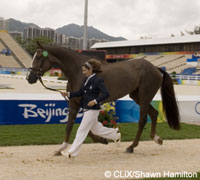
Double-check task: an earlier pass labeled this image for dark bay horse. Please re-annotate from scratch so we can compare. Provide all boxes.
[26,43,180,154]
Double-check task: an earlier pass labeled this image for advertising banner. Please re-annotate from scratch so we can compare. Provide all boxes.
[0,100,83,125]
[0,94,199,125]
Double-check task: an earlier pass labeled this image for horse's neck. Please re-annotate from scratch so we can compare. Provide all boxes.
[49,47,108,90]
[52,53,85,90]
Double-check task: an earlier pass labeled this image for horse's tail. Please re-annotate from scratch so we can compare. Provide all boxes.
[158,68,180,130]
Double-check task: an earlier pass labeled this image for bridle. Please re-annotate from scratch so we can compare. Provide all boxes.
[27,50,69,101]
[27,51,48,79]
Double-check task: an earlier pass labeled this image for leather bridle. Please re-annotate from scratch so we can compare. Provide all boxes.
[27,51,69,101]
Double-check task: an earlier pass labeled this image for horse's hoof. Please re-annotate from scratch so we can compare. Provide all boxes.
[157,138,163,145]
[125,147,134,153]
[153,135,163,145]
[54,151,62,156]
[101,139,109,145]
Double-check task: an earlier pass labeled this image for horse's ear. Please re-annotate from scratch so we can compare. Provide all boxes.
[36,40,43,49]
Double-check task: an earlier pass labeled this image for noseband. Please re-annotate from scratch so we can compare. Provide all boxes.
[28,51,48,79]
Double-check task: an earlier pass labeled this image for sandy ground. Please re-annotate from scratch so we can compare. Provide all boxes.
[0,75,200,180]
[0,75,67,94]
[0,140,200,180]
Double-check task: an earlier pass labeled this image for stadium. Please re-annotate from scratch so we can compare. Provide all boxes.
[0,30,200,180]
[92,35,200,75]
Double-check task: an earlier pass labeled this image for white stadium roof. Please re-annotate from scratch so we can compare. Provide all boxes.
[91,34,200,49]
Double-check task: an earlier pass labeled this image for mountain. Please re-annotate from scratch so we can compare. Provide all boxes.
[8,18,39,32]
[56,24,126,41]
[8,18,126,41]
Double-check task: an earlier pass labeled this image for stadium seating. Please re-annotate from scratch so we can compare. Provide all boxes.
[0,32,32,68]
[145,54,195,74]
[0,54,21,68]
[181,67,196,75]
[145,55,164,62]
[0,41,21,68]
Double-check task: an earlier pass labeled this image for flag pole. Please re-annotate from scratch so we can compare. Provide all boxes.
[83,0,88,50]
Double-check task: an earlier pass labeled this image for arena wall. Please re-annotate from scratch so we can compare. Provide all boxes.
[0,94,199,125]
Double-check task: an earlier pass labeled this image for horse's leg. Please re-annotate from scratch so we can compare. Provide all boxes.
[88,132,109,144]
[148,105,163,145]
[126,67,162,153]
[54,101,79,156]
[126,89,154,153]
[130,91,163,146]
[126,102,149,153]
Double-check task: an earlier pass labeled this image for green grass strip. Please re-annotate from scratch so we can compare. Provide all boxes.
[0,122,199,146]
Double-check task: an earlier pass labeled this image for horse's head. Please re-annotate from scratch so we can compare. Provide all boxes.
[26,42,52,84]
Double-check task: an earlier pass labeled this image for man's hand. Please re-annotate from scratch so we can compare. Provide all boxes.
[88,100,96,107]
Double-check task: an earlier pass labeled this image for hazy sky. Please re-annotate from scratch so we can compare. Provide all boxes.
[1,0,200,40]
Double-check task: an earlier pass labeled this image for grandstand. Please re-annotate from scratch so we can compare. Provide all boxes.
[91,35,200,74]
[0,41,21,68]
[144,54,192,73]
[0,31,32,68]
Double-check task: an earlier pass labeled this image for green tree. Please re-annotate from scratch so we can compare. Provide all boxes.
[186,25,200,35]
[171,71,178,85]
[27,37,53,56]
[15,36,53,56]
[15,37,26,48]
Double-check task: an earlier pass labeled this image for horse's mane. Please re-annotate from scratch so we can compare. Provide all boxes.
[43,45,134,69]
[44,45,107,64]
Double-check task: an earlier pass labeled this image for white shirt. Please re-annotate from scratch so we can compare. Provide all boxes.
[84,73,96,87]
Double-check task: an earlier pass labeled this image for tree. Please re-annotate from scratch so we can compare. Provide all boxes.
[185,25,200,35]
[15,36,53,56]
[15,37,26,48]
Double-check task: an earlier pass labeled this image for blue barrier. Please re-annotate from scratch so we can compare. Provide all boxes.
[0,100,82,125]
[116,100,140,123]
[0,98,156,125]
[0,68,28,74]
[187,58,198,62]
[0,95,199,125]
[0,71,10,74]
[1,99,142,125]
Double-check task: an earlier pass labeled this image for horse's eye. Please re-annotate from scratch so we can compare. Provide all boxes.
[42,51,48,57]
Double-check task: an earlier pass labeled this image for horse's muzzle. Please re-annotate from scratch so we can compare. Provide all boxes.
[26,69,38,84]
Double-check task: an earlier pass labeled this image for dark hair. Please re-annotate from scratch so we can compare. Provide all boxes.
[82,59,102,73]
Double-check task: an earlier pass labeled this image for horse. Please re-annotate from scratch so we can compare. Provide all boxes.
[26,42,180,155]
